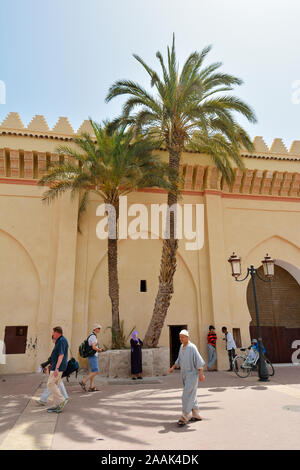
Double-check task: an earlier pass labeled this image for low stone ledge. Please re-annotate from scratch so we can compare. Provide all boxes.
[107,378,162,385]
[98,347,169,378]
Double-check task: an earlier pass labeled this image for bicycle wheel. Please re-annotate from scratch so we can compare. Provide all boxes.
[265,358,275,377]
[233,355,251,378]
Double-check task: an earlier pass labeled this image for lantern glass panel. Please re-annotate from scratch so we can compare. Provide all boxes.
[264,262,274,277]
[262,255,274,278]
[232,260,241,276]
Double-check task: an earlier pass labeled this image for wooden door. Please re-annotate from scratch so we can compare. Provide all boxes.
[250,325,300,363]
[248,265,300,363]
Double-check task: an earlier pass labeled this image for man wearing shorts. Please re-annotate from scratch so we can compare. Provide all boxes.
[79,324,103,392]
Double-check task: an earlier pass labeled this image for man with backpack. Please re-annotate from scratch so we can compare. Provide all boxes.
[79,324,103,392]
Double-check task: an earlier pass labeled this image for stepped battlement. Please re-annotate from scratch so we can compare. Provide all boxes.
[0,112,300,161]
[0,112,95,140]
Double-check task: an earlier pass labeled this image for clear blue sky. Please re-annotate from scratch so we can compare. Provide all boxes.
[1,0,300,148]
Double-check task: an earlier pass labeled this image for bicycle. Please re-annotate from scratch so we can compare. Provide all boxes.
[233,347,275,378]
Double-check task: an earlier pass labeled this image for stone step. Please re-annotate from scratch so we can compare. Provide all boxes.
[107,378,163,385]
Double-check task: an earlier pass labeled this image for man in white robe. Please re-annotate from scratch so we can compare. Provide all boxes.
[169,330,205,426]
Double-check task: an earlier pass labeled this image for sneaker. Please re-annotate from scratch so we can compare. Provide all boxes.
[47,406,59,413]
[61,399,69,410]
[55,401,65,413]
[35,400,46,406]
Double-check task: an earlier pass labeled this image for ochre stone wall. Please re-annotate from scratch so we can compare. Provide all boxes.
[1,113,300,372]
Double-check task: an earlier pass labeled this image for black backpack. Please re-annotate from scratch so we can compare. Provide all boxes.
[62,357,79,382]
[79,334,96,358]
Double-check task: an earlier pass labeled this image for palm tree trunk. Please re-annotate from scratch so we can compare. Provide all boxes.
[107,200,121,348]
[108,237,120,348]
[144,147,180,348]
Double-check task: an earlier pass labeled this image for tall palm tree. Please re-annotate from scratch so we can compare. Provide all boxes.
[106,35,257,348]
[38,120,175,348]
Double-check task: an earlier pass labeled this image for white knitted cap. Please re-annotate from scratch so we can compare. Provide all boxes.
[179,329,189,337]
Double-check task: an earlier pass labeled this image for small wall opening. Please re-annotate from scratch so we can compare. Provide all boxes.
[4,326,28,354]
[233,328,242,348]
[140,280,147,292]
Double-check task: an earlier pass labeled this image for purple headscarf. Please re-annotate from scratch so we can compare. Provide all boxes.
[132,330,139,340]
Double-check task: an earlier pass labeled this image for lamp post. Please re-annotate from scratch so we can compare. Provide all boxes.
[228,253,275,382]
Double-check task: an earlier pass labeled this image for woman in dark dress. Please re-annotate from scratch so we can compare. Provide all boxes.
[130,331,143,380]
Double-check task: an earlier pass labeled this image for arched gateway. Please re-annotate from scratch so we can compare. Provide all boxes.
[247,263,300,363]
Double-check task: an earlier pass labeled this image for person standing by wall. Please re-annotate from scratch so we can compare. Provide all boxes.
[130,331,143,380]
[47,326,69,413]
[169,330,205,426]
[79,324,103,392]
[207,325,217,371]
[222,326,236,371]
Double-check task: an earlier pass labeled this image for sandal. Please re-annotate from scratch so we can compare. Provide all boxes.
[88,387,100,392]
[177,417,188,426]
[79,381,87,392]
[190,416,203,422]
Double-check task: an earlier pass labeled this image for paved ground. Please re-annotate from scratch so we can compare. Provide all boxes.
[0,366,300,450]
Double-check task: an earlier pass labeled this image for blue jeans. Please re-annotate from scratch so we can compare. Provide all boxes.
[40,379,68,403]
[207,344,217,368]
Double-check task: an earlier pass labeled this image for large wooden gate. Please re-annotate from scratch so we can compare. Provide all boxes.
[247,265,300,363]
[249,325,300,363]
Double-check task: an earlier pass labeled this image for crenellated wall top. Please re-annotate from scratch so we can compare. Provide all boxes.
[0,112,300,162]
[0,112,95,140]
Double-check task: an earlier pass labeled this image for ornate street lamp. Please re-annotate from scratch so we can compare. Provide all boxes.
[228,252,242,279]
[228,252,275,382]
[261,253,275,278]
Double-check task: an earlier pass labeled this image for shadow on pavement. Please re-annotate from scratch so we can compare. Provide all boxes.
[1,366,300,449]
[0,374,42,445]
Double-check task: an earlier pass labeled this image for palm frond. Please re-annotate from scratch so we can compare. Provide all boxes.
[104,35,257,182]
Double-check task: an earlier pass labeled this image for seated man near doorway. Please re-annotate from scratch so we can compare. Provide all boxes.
[246,339,266,365]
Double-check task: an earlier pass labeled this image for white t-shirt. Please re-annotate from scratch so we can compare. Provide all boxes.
[225,332,236,350]
[88,333,98,357]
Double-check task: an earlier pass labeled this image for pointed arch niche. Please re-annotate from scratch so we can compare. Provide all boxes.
[88,233,199,350]
[0,229,40,372]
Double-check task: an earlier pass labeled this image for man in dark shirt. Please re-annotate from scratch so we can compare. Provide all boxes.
[47,326,69,413]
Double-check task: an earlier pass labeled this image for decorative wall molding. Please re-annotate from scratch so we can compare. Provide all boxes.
[1,147,300,198]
